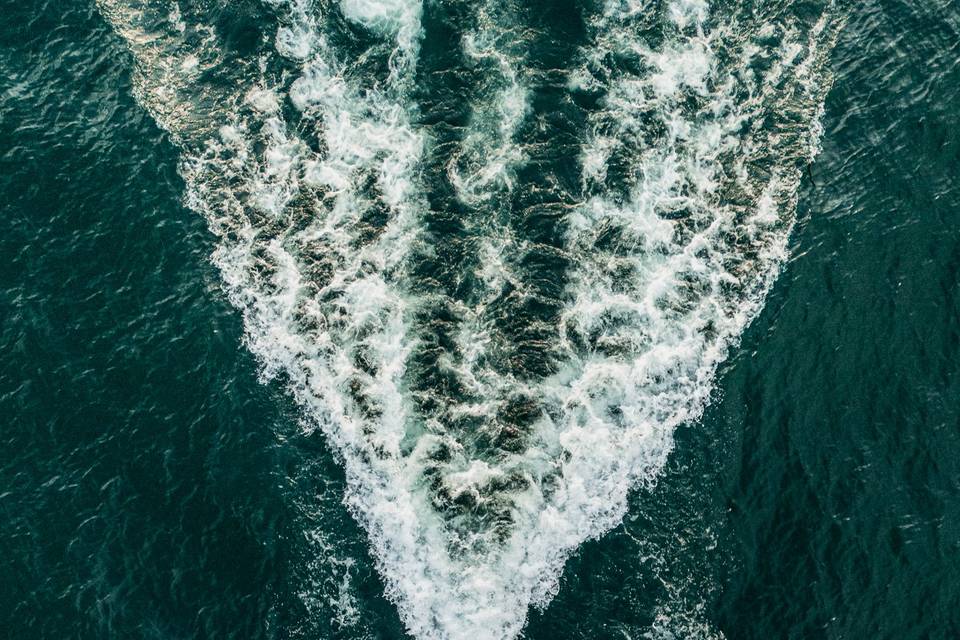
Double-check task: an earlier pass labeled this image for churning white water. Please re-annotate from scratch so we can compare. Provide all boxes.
[98,0,842,637]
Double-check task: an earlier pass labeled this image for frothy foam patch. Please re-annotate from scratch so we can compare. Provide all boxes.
[99,0,844,637]
[340,0,416,34]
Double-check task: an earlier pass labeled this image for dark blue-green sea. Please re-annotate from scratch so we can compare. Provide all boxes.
[2,1,959,638]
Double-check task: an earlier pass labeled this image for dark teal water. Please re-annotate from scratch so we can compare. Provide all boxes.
[2,1,958,639]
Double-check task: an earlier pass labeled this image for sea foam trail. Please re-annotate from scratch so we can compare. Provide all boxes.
[99,1,843,638]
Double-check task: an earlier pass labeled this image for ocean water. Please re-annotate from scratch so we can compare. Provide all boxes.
[1,0,958,639]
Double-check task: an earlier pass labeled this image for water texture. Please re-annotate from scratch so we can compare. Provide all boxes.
[1,1,958,639]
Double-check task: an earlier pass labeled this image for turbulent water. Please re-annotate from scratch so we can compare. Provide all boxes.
[10,0,960,638]
[88,1,842,637]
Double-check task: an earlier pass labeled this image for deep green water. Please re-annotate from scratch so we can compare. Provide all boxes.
[2,1,959,639]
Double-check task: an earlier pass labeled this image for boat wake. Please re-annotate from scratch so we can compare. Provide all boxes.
[98,0,843,637]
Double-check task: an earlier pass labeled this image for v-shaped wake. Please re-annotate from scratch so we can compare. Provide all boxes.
[99,0,843,637]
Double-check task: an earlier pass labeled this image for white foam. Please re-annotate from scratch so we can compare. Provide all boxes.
[341,0,419,37]
[447,5,531,207]
[522,2,843,619]
[99,0,844,637]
